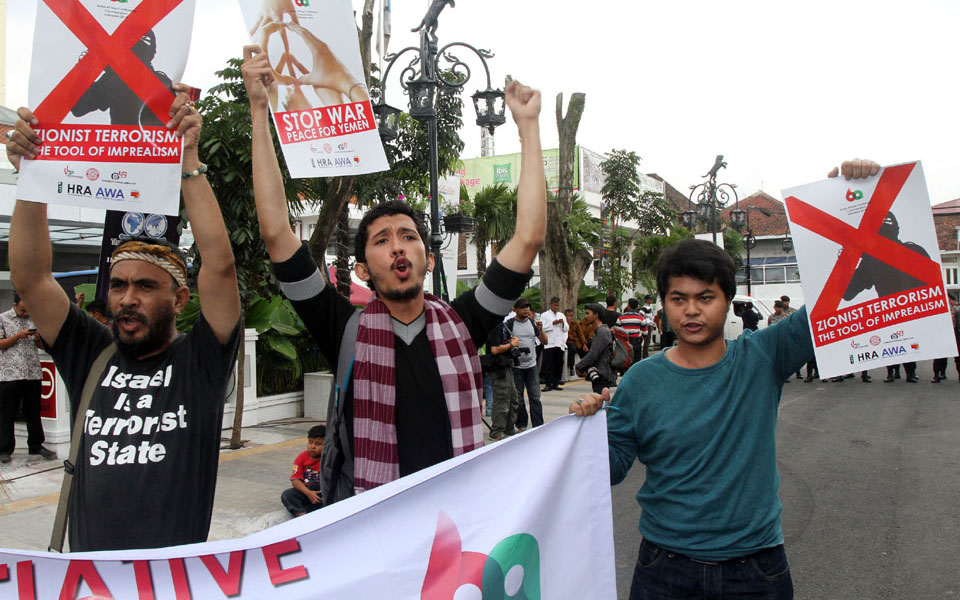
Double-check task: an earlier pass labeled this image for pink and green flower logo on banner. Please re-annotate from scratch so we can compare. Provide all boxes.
[421,512,540,599]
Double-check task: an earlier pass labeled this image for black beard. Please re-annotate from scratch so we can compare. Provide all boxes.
[378,281,423,301]
[368,262,426,301]
[110,304,176,358]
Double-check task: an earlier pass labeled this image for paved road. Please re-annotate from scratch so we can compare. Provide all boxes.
[608,362,960,599]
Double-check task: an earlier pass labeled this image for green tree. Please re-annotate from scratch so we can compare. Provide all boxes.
[468,183,515,277]
[723,228,745,272]
[631,228,693,292]
[598,149,675,301]
[539,92,591,314]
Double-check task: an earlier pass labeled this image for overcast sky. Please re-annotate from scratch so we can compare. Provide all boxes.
[6,0,960,204]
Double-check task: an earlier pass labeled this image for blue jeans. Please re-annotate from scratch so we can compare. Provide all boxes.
[512,366,543,428]
[630,539,793,599]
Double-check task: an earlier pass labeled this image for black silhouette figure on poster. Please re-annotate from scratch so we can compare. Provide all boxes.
[71,30,172,127]
[843,212,930,300]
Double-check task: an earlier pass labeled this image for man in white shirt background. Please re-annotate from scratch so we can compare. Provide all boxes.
[540,296,568,391]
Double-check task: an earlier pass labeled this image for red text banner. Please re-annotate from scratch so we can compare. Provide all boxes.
[274,102,377,144]
[811,284,948,346]
[32,125,181,164]
[0,416,615,598]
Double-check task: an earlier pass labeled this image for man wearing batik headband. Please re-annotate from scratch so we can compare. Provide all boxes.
[242,46,546,504]
[4,85,242,552]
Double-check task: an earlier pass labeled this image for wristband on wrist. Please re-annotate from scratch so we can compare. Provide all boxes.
[182,163,208,179]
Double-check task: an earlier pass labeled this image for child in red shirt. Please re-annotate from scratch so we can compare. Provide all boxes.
[281,425,326,516]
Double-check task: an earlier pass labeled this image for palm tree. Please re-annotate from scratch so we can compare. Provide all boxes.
[470,183,516,277]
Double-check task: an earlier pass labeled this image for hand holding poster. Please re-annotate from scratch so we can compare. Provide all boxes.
[16,0,198,216]
[239,0,389,178]
[783,161,957,378]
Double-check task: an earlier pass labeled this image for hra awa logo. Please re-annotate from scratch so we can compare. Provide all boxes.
[57,183,127,200]
[420,512,540,600]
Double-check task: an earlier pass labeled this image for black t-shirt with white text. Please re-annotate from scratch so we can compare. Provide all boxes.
[48,304,241,551]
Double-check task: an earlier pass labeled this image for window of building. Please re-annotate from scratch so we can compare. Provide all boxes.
[736,256,800,285]
[946,267,959,286]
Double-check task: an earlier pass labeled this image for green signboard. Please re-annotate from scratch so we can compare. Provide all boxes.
[457,147,580,198]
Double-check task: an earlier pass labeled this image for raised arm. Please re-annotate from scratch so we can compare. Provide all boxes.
[169,85,241,342]
[242,45,302,263]
[5,108,71,345]
[492,80,546,274]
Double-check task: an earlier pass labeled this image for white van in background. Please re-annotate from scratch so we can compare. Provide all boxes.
[724,296,776,339]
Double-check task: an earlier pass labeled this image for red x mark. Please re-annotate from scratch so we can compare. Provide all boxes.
[785,162,943,324]
[34,0,182,125]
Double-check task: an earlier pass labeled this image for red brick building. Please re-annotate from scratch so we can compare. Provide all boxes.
[932,198,960,295]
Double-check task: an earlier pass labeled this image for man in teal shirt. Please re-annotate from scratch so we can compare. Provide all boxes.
[572,159,880,599]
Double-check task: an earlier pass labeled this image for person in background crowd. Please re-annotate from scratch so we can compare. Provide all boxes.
[602,295,621,328]
[930,296,960,382]
[804,358,819,383]
[581,311,600,350]
[617,298,646,366]
[282,425,326,517]
[741,301,760,331]
[539,296,568,391]
[485,319,521,441]
[84,299,110,326]
[0,292,55,463]
[639,294,656,359]
[575,303,614,394]
[885,362,917,383]
[506,298,547,431]
[565,308,587,378]
[767,300,787,326]
[655,305,675,349]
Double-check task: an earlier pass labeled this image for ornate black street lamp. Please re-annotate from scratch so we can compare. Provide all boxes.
[373,1,506,299]
[731,204,770,296]
[682,155,738,244]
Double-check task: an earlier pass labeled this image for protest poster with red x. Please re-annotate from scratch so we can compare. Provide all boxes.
[782,162,957,379]
[16,0,197,216]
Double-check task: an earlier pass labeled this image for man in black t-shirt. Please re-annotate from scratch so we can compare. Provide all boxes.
[242,46,546,503]
[5,92,242,551]
[603,295,621,328]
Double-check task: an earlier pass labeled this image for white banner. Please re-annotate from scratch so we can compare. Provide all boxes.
[0,415,615,599]
[18,0,197,215]
[239,0,389,179]
[783,161,956,378]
